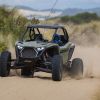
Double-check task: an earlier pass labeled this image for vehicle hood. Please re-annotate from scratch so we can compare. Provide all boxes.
[16,41,58,48]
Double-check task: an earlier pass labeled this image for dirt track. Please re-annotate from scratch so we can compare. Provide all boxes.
[0,75,99,100]
[0,46,100,100]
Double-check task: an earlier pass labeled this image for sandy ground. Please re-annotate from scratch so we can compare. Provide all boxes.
[0,75,99,100]
[0,46,100,100]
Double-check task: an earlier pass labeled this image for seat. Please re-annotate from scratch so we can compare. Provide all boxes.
[34,34,43,41]
[60,35,68,44]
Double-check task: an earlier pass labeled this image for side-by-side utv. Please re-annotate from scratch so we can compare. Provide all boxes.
[0,24,83,81]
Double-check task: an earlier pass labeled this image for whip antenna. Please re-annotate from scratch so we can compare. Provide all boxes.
[45,0,58,24]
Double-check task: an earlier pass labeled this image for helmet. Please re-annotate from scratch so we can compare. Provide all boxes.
[52,34,61,44]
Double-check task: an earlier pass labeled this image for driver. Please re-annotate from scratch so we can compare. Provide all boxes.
[52,34,63,46]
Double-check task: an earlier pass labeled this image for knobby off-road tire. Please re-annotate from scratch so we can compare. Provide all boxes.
[70,58,83,79]
[52,55,63,81]
[0,51,11,77]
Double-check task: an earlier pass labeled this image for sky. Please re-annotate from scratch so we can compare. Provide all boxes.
[0,0,100,10]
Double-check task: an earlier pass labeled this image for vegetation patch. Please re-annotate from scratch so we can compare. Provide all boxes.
[0,42,7,52]
[0,6,39,41]
[61,12,100,24]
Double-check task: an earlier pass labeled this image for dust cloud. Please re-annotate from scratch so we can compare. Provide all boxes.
[73,46,100,78]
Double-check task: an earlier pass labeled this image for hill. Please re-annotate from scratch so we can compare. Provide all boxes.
[15,5,38,11]
[1,5,100,20]
[62,8,100,16]
[17,7,100,20]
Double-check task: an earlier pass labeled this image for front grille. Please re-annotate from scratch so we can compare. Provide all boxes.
[21,48,37,58]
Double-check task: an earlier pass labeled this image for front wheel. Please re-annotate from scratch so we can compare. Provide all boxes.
[0,51,11,77]
[52,55,63,81]
[70,58,83,79]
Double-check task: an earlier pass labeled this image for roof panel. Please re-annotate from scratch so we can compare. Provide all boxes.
[27,24,64,29]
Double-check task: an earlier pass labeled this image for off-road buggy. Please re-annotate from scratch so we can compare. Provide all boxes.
[0,24,83,81]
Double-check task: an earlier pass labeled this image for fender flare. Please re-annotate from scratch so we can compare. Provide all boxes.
[68,43,75,61]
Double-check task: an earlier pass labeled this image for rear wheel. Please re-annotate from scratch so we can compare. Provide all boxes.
[52,55,63,81]
[70,58,83,79]
[0,51,11,77]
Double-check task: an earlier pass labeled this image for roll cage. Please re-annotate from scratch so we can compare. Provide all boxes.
[20,24,69,43]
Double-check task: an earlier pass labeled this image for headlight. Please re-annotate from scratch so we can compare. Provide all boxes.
[17,45,23,50]
[37,47,44,51]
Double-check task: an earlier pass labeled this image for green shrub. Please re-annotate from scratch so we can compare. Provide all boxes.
[0,42,7,52]
[0,6,40,46]
[61,12,100,24]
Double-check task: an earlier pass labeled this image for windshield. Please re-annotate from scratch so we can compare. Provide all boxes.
[22,27,64,42]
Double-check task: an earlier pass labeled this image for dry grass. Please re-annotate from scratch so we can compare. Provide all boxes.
[46,20,100,34]
[64,21,100,46]
[43,20,100,46]
[0,20,100,51]
[0,33,15,57]
[67,21,100,35]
